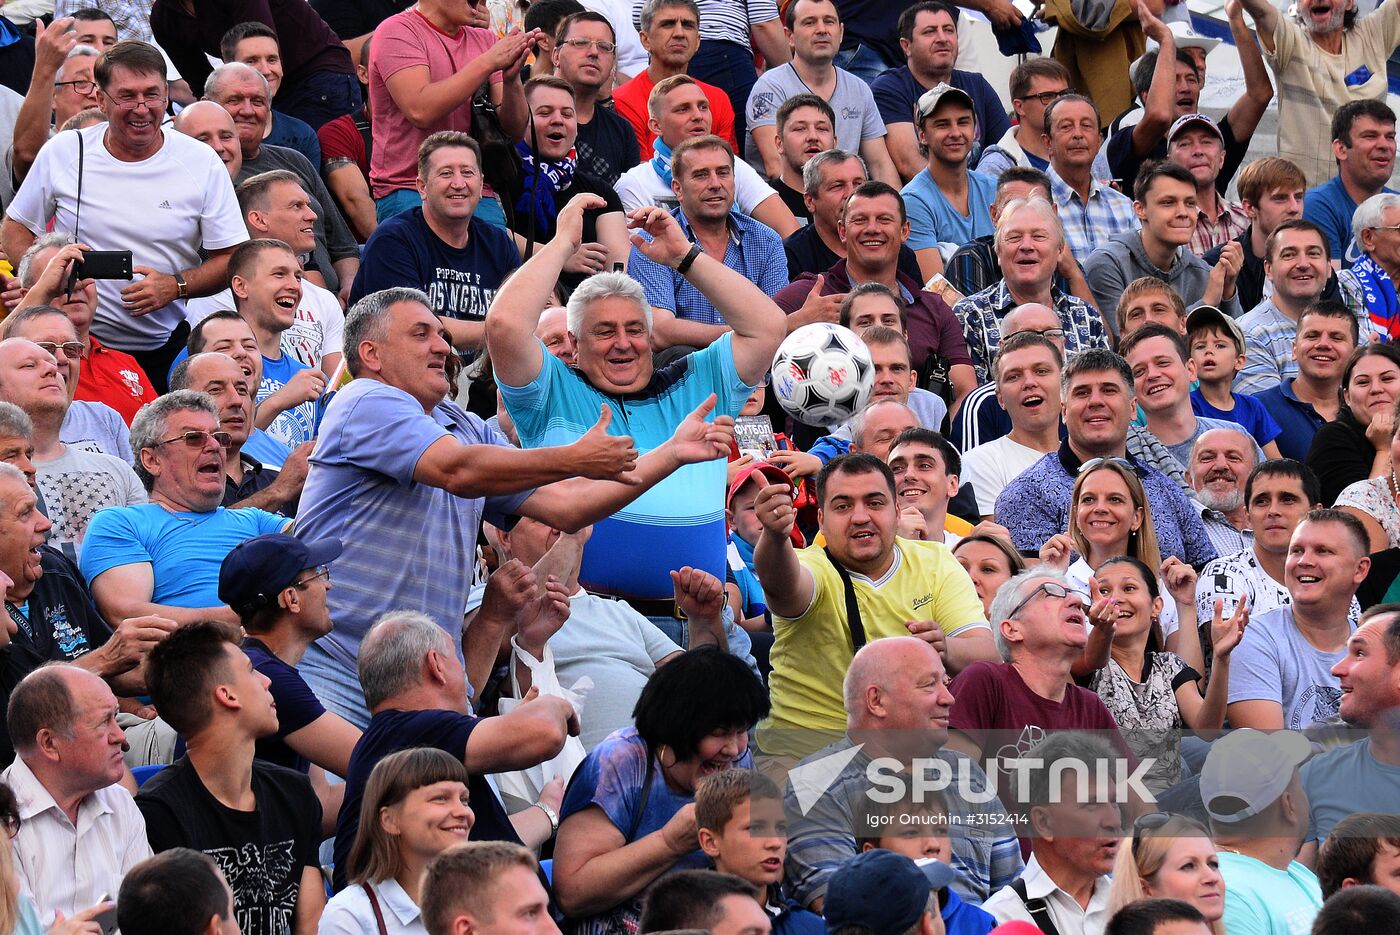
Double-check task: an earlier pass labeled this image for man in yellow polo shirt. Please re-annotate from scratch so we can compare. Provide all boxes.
[753,452,998,757]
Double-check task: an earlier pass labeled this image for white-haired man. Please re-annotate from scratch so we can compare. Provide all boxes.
[952,197,1108,382]
[486,195,785,654]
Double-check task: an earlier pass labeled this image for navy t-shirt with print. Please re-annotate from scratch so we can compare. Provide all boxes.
[332,708,519,891]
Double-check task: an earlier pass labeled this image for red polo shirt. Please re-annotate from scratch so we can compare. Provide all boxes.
[76,335,157,425]
[613,70,739,160]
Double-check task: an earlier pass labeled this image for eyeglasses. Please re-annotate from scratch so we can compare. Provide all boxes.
[35,341,84,360]
[1006,580,1076,620]
[153,430,233,450]
[1078,456,1133,475]
[1015,88,1074,106]
[291,565,331,589]
[1369,225,1400,233]
[1131,811,1173,857]
[101,88,167,110]
[55,79,96,95]
[561,37,617,54]
[1025,327,1066,339]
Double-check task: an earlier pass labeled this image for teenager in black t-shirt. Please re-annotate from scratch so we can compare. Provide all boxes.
[137,624,325,935]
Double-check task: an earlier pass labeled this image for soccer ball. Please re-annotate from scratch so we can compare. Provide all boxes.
[770,323,874,425]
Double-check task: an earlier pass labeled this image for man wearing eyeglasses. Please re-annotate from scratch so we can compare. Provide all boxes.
[79,389,291,634]
[11,27,100,187]
[553,12,641,187]
[976,59,1101,183]
[3,41,250,395]
[0,331,144,558]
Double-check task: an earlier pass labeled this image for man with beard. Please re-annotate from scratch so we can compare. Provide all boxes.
[1188,427,1261,557]
[1238,0,1400,186]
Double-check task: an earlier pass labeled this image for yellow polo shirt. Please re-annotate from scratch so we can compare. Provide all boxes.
[758,537,988,757]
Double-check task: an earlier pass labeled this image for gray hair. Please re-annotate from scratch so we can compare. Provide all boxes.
[1023,731,1119,811]
[64,43,101,63]
[0,402,33,441]
[17,232,76,288]
[565,271,652,337]
[1353,192,1400,239]
[1190,427,1257,513]
[344,287,430,376]
[993,196,1064,252]
[849,399,914,449]
[129,390,219,491]
[987,567,1072,661]
[359,610,455,710]
[638,0,701,31]
[203,61,270,102]
[0,461,29,512]
[801,148,865,196]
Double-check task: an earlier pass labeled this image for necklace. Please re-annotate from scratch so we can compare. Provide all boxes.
[1390,469,1399,501]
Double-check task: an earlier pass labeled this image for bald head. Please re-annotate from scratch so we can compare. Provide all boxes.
[174,100,242,179]
[204,61,269,100]
[8,664,95,751]
[1003,303,1063,350]
[535,306,577,365]
[843,636,937,725]
[851,400,917,458]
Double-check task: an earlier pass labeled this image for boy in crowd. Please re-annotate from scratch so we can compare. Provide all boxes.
[696,769,823,935]
[1186,306,1284,456]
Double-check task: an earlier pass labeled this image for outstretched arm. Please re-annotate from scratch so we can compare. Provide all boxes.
[751,483,815,617]
[486,193,609,388]
[1237,0,1280,50]
[626,207,787,385]
[1225,0,1274,140]
[1131,3,1181,157]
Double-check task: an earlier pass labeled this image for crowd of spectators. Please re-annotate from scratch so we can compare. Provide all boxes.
[0,0,1395,934]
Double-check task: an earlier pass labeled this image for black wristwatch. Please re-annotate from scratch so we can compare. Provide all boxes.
[675,244,702,275]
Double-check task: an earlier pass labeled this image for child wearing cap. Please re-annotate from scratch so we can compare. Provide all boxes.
[1186,307,1284,456]
[695,769,823,935]
[853,789,997,935]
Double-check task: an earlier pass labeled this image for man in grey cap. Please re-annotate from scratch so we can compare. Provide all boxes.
[1201,728,1322,935]
[900,83,998,285]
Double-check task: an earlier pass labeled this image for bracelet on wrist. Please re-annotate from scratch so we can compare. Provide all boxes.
[675,243,702,275]
[533,800,560,834]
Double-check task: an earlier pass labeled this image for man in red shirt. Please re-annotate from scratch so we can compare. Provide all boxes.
[14,236,155,424]
[613,0,737,160]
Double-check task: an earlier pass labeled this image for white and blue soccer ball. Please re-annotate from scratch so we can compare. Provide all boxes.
[770,323,874,425]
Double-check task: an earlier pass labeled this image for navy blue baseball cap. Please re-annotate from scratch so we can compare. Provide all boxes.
[219,533,343,615]
[824,851,955,934]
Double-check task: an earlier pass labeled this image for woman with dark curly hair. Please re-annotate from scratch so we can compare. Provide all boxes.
[551,646,769,933]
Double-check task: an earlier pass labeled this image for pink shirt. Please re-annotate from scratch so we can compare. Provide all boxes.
[368,9,502,199]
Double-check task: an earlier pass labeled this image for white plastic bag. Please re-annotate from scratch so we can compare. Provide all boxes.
[495,638,591,804]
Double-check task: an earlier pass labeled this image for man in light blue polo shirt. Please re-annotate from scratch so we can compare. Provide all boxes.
[487,194,787,650]
[294,285,735,726]
[79,390,289,631]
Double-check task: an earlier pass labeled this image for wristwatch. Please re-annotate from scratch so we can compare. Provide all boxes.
[174,271,189,300]
[675,243,702,275]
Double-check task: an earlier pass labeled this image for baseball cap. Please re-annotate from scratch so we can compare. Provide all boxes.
[1167,112,1224,145]
[1199,729,1313,823]
[1185,305,1245,355]
[824,852,954,934]
[915,83,975,123]
[219,533,344,615]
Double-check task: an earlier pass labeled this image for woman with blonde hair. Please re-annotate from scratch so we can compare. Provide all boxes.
[1109,814,1227,935]
[319,748,475,935]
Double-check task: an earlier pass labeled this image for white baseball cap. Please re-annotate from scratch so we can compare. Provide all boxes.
[1199,729,1313,823]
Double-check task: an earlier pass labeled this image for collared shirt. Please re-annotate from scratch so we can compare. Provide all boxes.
[994,440,1217,565]
[1198,504,1253,558]
[783,737,1023,908]
[74,335,157,426]
[319,877,426,935]
[1256,378,1328,462]
[983,854,1112,935]
[1048,165,1138,263]
[629,209,788,325]
[1189,197,1251,256]
[222,454,286,513]
[1,755,152,927]
[953,279,1108,381]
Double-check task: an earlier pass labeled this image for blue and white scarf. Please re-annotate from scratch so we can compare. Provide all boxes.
[1352,252,1400,341]
[650,136,675,188]
[515,141,576,237]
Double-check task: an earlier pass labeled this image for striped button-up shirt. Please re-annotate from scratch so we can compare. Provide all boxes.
[1189,199,1251,256]
[1049,165,1139,262]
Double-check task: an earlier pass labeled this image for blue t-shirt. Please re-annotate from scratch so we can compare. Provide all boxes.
[295,379,532,670]
[1190,389,1283,449]
[498,333,751,599]
[1301,736,1400,844]
[333,708,518,891]
[1219,852,1322,935]
[1255,379,1326,462]
[243,427,292,469]
[266,111,321,169]
[260,353,318,450]
[869,66,1011,152]
[244,637,325,773]
[79,504,287,606]
[349,209,522,322]
[1304,175,1396,267]
[900,169,998,253]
